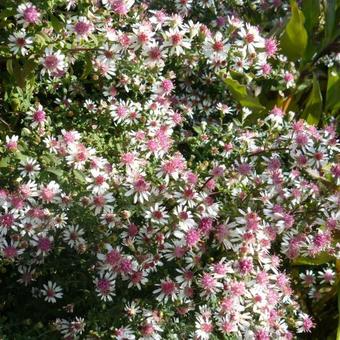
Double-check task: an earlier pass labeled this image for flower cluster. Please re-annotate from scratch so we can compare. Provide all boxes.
[1,107,339,338]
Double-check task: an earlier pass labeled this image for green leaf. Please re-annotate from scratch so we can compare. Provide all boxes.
[192,125,202,134]
[280,0,308,61]
[292,252,334,265]
[46,167,64,177]
[81,54,93,79]
[6,59,13,76]
[15,152,27,161]
[324,0,336,43]
[0,157,10,168]
[222,77,265,112]
[302,75,323,125]
[50,15,63,32]
[326,68,340,111]
[73,169,86,183]
[302,0,320,33]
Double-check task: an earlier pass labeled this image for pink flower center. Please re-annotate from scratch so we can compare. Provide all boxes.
[74,21,91,36]
[134,179,148,192]
[93,195,105,207]
[106,250,121,266]
[97,278,111,294]
[1,213,15,227]
[161,79,173,93]
[33,110,46,122]
[171,33,182,45]
[161,280,176,295]
[38,237,52,252]
[185,228,200,247]
[201,322,213,333]
[95,175,105,185]
[3,246,17,258]
[44,55,59,71]
[141,323,154,336]
[16,37,26,47]
[47,288,55,297]
[149,47,161,60]
[213,41,224,52]
[23,6,39,23]
[245,33,255,43]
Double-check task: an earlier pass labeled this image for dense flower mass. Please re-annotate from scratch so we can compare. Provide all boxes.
[0,0,339,339]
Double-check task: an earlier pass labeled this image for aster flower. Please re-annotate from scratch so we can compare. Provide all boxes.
[94,271,116,301]
[67,16,94,40]
[16,2,41,26]
[63,225,85,248]
[8,30,33,55]
[40,48,66,76]
[153,277,178,303]
[18,158,41,179]
[41,281,63,303]
[26,104,47,128]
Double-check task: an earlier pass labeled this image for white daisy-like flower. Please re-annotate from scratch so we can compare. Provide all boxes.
[41,281,63,303]
[8,30,33,55]
[40,48,66,76]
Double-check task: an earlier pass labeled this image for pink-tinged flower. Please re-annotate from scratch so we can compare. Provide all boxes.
[18,158,40,179]
[94,271,116,301]
[40,48,66,76]
[66,143,95,169]
[31,233,54,256]
[318,268,335,285]
[195,314,214,340]
[255,329,270,340]
[145,203,169,225]
[55,317,86,338]
[114,326,135,340]
[153,78,175,96]
[237,258,253,274]
[175,268,194,288]
[185,227,201,248]
[97,244,122,271]
[125,176,151,203]
[143,42,167,68]
[131,23,154,50]
[90,192,115,215]
[158,154,186,182]
[296,313,315,333]
[299,270,315,286]
[163,28,191,56]
[63,225,85,248]
[154,278,178,302]
[103,0,135,15]
[16,3,41,26]
[265,38,278,57]
[203,31,229,60]
[8,30,33,55]
[68,16,94,40]
[86,169,110,194]
[5,135,19,152]
[282,71,295,88]
[237,23,264,53]
[39,181,61,203]
[41,281,63,303]
[26,104,47,128]
[0,240,24,259]
[140,318,163,338]
[199,272,222,297]
[17,266,36,286]
[198,217,214,235]
[127,270,148,290]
